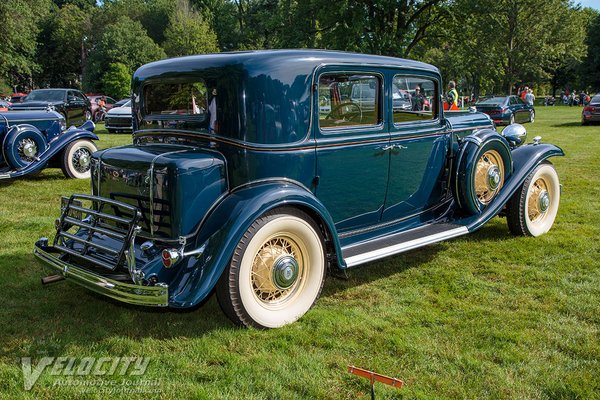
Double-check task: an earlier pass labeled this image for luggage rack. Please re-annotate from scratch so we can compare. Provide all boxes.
[54,194,142,271]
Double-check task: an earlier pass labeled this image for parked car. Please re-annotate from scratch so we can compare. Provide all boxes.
[104,100,132,133]
[10,89,92,126]
[0,109,98,179]
[10,92,27,103]
[35,50,563,329]
[581,94,600,125]
[88,95,117,121]
[113,98,130,108]
[475,95,535,125]
[0,99,10,111]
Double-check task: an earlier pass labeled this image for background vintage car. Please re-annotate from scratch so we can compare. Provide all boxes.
[475,95,535,125]
[10,88,93,126]
[0,109,98,179]
[35,50,563,330]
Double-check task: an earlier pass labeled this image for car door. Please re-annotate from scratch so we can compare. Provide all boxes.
[381,73,450,222]
[314,69,390,233]
[66,90,82,124]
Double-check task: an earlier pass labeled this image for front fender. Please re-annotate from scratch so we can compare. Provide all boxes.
[0,127,99,179]
[167,181,342,308]
[457,142,564,231]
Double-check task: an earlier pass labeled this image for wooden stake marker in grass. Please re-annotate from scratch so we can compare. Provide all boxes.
[348,365,403,399]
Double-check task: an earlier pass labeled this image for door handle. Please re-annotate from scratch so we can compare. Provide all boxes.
[380,144,407,151]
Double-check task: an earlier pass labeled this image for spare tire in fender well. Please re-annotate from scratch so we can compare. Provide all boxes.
[452,129,513,214]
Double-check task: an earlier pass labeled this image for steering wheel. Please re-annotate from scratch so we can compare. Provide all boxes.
[325,102,363,123]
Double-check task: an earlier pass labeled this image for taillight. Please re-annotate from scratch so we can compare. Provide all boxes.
[584,106,596,112]
[162,249,180,268]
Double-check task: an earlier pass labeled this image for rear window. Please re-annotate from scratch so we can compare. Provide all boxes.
[477,97,506,106]
[142,81,210,130]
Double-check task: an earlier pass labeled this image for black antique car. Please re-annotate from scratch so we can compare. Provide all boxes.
[35,50,563,328]
[10,89,93,126]
[0,109,98,179]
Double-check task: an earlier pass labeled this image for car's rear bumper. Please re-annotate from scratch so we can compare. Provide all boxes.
[34,239,169,307]
[582,113,600,122]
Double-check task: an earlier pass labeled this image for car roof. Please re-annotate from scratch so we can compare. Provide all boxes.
[134,49,440,82]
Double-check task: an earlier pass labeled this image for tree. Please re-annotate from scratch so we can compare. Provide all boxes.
[83,16,165,92]
[0,0,51,91]
[101,62,131,98]
[163,0,219,57]
[420,0,591,96]
[36,3,92,87]
[583,12,600,90]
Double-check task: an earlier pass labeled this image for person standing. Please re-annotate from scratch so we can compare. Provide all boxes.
[446,81,459,111]
[412,86,425,111]
[525,89,535,106]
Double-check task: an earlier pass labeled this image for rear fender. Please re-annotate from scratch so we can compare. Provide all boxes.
[457,142,564,231]
[166,180,342,308]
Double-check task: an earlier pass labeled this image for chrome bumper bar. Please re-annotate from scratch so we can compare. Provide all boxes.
[34,239,168,307]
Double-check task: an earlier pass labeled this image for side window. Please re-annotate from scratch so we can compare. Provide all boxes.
[392,75,437,124]
[106,97,116,105]
[319,73,381,129]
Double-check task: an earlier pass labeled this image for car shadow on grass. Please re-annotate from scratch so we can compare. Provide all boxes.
[1,222,513,354]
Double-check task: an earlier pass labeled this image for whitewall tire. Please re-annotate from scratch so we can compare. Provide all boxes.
[217,208,326,328]
[507,162,560,237]
[60,139,97,179]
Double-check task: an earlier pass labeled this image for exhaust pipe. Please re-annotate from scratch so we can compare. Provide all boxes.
[41,274,65,285]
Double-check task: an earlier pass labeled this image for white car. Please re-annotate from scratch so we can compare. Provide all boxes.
[104,100,132,133]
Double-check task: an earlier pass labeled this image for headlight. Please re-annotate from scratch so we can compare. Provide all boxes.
[501,123,527,147]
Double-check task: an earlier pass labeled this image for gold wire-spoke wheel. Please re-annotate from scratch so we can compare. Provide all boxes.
[474,149,504,205]
[216,208,326,329]
[527,177,550,222]
[251,235,305,305]
[507,162,560,237]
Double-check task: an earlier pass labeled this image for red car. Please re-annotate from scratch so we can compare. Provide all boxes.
[88,95,117,120]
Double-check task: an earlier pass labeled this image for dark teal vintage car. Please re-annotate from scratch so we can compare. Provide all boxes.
[34,50,563,328]
[0,109,98,179]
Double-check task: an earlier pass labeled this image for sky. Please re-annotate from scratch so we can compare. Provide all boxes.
[578,0,600,10]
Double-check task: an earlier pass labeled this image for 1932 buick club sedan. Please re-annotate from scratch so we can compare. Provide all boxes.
[0,109,98,179]
[34,50,563,328]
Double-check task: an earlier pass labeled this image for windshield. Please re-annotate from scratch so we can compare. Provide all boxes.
[25,90,65,102]
[476,97,506,106]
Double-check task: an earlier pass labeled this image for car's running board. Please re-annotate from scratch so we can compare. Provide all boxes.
[342,223,469,268]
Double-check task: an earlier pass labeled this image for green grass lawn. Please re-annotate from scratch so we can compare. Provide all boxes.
[1,112,598,399]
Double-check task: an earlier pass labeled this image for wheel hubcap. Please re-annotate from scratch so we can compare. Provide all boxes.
[487,166,501,190]
[538,190,550,213]
[72,148,92,173]
[251,236,304,304]
[475,149,504,205]
[18,138,38,162]
[272,256,299,290]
